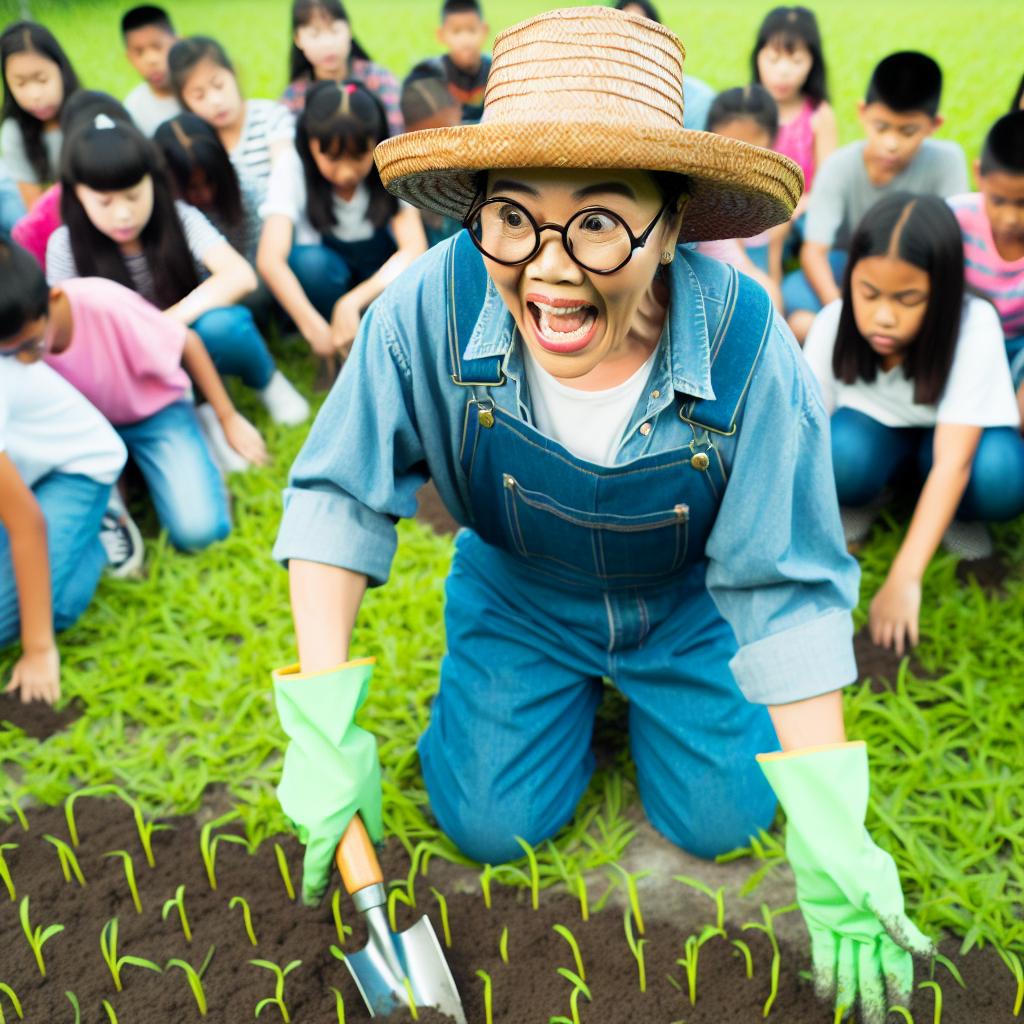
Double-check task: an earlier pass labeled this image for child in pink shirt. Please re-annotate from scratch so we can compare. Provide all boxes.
[44,277,268,551]
[10,183,60,268]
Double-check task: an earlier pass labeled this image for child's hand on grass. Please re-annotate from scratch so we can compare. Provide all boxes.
[302,312,335,358]
[331,295,362,358]
[869,573,921,655]
[223,413,270,467]
[6,645,61,705]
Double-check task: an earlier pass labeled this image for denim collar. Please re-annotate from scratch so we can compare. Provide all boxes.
[461,251,716,401]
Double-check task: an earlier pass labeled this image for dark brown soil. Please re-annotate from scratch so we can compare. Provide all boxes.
[415,482,460,537]
[0,693,85,740]
[852,627,927,692]
[955,552,1012,592]
[1,799,1018,1023]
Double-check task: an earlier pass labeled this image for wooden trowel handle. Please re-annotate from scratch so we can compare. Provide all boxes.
[335,814,383,895]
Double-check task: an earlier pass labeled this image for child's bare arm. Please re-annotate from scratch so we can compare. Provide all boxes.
[800,241,842,306]
[0,453,60,704]
[165,243,259,325]
[811,102,838,173]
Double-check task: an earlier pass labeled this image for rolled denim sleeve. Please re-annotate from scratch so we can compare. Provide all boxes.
[705,317,859,705]
[272,300,428,586]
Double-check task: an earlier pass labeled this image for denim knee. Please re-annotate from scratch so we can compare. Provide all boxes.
[288,245,352,320]
[960,428,1024,522]
[830,411,892,506]
[432,801,551,866]
[165,506,231,552]
[647,789,777,861]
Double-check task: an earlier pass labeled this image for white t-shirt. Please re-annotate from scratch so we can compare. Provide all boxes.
[524,344,659,466]
[260,146,377,246]
[0,118,62,184]
[0,358,126,488]
[803,296,1020,429]
[227,99,294,206]
[123,83,182,137]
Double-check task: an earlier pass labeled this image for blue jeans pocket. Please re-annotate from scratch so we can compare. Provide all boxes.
[501,473,689,581]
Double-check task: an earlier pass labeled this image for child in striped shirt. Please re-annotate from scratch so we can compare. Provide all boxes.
[949,110,1024,421]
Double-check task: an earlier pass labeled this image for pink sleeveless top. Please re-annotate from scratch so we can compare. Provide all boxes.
[774,98,817,190]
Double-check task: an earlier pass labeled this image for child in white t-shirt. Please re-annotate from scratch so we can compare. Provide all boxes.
[0,240,127,704]
[804,193,1024,655]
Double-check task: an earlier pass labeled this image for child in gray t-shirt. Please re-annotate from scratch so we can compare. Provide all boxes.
[783,51,967,342]
[120,5,182,136]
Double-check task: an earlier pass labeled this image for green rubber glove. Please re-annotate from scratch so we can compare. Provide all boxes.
[273,659,384,906]
[757,741,934,1024]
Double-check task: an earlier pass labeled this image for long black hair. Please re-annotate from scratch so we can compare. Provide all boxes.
[750,7,828,106]
[297,79,395,233]
[154,112,244,228]
[612,0,661,22]
[707,85,778,141]
[0,21,80,182]
[60,117,199,310]
[289,0,370,83]
[168,36,236,107]
[833,192,964,406]
[1011,72,1024,114]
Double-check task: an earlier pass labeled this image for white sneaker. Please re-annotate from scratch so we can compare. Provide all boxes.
[941,521,993,560]
[258,371,310,426]
[99,511,144,578]
[195,403,251,475]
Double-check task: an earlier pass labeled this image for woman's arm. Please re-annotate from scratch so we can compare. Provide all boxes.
[256,213,333,356]
[180,328,268,465]
[289,560,368,672]
[0,454,60,704]
[811,101,838,174]
[164,242,258,325]
[331,206,429,354]
[870,421,981,653]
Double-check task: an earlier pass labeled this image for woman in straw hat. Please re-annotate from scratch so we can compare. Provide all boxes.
[271,8,932,1019]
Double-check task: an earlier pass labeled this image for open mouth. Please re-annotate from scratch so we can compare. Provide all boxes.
[526,297,599,354]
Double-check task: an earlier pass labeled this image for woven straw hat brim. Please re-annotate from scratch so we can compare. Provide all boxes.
[375,122,804,243]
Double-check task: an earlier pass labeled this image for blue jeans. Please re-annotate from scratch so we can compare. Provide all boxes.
[782,249,848,316]
[418,531,779,865]
[191,306,275,390]
[831,407,1024,521]
[0,173,25,235]
[0,473,110,647]
[116,401,230,551]
[1007,334,1024,390]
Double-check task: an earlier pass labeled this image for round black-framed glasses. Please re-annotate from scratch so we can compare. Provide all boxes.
[463,196,671,275]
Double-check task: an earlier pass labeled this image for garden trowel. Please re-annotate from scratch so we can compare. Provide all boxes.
[335,814,467,1022]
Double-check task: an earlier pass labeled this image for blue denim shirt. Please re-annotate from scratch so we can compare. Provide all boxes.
[274,237,860,706]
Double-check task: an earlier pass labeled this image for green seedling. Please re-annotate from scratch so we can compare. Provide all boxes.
[19,896,63,977]
[64,784,120,848]
[402,976,419,1020]
[918,979,943,1024]
[552,970,590,1024]
[612,865,649,936]
[888,1007,914,1023]
[995,946,1024,1016]
[128,800,171,869]
[162,885,193,943]
[64,991,80,1024]
[101,1000,118,1024]
[575,874,589,923]
[0,983,23,1023]
[673,875,726,931]
[4,801,27,833]
[100,918,162,992]
[480,864,494,910]
[553,924,586,982]
[0,843,16,901]
[330,889,352,947]
[731,939,754,979]
[230,896,259,947]
[330,986,346,1024]
[200,810,249,890]
[623,909,647,994]
[930,953,966,990]
[742,903,791,1018]
[250,958,301,1023]
[430,887,452,948]
[499,926,509,964]
[387,886,415,932]
[43,834,86,887]
[514,837,540,910]
[677,934,700,1006]
[273,843,295,902]
[476,970,493,1024]
[166,946,215,1017]
[104,851,143,914]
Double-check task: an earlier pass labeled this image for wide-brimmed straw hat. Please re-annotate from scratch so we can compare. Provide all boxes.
[375,6,803,242]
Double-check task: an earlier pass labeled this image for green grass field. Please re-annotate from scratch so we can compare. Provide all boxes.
[1,0,1023,961]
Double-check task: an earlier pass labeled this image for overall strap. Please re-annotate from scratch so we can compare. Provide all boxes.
[680,265,774,436]
[447,230,506,387]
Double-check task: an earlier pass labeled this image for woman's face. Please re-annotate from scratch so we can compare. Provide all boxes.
[481,167,685,381]
[756,39,813,104]
[180,57,243,131]
[294,14,352,78]
[850,254,930,364]
[74,175,155,246]
[4,50,64,122]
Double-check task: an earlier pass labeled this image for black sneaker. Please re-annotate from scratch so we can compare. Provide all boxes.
[99,511,144,578]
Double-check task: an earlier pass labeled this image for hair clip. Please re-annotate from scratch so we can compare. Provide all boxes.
[94,113,117,130]
[344,83,357,95]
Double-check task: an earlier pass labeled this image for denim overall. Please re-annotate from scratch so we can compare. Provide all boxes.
[418,234,782,865]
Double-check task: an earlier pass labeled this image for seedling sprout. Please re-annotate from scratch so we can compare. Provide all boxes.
[330,888,352,946]
[43,834,86,887]
[673,875,725,931]
[101,999,118,1023]
[273,843,295,902]
[887,1007,914,1023]
[995,946,1024,1016]
[612,865,649,935]
[103,851,142,914]
[476,969,494,1024]
[575,874,589,923]
[230,895,260,947]
[162,885,193,943]
[742,903,795,1018]
[250,958,301,1023]
[330,986,346,1024]
[19,895,63,977]
[200,810,249,890]
[100,918,163,992]
[623,909,647,994]
[402,976,420,1020]
[64,991,80,1024]
[128,799,171,869]
[730,938,754,979]
[499,925,509,964]
[388,886,415,932]
[430,886,452,948]
[0,983,23,1023]
[514,837,540,910]
[553,924,586,981]
[166,946,215,1017]
[64,784,119,848]
[918,979,943,1024]
[0,843,16,901]
[480,864,494,910]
